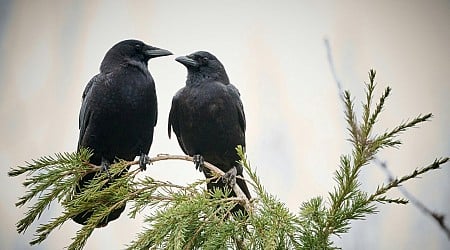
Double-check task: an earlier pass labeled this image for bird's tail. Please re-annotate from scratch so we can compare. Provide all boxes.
[71,167,128,227]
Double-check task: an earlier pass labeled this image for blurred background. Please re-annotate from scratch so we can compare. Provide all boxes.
[1,0,449,249]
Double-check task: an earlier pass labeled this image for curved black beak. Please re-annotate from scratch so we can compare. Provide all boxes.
[144,46,173,58]
[175,56,198,67]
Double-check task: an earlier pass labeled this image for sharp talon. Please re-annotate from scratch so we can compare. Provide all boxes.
[193,154,204,172]
[139,153,150,171]
[222,166,237,188]
[101,158,112,181]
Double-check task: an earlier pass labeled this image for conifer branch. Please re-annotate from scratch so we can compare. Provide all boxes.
[308,65,448,247]
[370,157,448,200]
[149,154,252,212]
[372,157,450,239]
[8,150,253,249]
[323,40,448,241]
[8,66,449,249]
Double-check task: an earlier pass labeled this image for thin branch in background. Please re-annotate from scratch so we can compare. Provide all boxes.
[324,38,450,240]
[324,38,343,94]
[374,157,450,239]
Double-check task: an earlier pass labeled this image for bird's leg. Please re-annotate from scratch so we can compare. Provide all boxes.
[139,153,150,171]
[100,157,112,181]
[193,154,205,172]
[222,166,237,188]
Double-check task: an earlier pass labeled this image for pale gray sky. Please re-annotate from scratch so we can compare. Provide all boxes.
[1,1,449,249]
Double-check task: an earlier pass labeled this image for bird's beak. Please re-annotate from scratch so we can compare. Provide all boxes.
[175,56,198,67]
[144,46,173,58]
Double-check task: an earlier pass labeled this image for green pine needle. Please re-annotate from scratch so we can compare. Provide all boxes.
[8,70,449,249]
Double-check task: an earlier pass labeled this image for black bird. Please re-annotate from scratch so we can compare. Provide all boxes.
[168,51,251,213]
[73,39,172,227]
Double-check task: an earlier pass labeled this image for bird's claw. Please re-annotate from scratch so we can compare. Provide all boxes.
[100,158,112,181]
[139,153,150,171]
[193,154,205,172]
[222,166,237,188]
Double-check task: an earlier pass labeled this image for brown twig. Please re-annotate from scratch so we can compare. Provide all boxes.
[85,153,252,213]
[154,154,252,212]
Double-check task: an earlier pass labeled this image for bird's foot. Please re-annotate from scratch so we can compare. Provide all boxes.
[222,166,237,188]
[139,153,150,171]
[193,154,205,172]
[100,158,112,181]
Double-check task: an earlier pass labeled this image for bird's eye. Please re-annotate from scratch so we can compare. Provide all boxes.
[200,57,209,64]
[135,44,142,50]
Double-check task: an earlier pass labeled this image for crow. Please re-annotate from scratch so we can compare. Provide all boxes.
[73,39,172,227]
[168,51,251,213]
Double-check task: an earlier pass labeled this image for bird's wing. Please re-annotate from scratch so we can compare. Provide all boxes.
[168,96,177,139]
[168,91,189,155]
[154,99,158,127]
[81,75,96,100]
[229,84,246,133]
[77,74,103,150]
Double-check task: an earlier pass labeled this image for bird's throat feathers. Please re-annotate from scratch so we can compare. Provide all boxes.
[186,70,230,87]
[125,59,150,75]
[100,56,149,75]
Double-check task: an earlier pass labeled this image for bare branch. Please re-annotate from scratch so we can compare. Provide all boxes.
[324,38,343,94]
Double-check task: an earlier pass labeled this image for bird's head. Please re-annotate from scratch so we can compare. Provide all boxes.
[101,39,172,72]
[176,51,230,85]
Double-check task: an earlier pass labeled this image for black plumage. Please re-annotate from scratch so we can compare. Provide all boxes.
[168,51,251,212]
[73,39,172,227]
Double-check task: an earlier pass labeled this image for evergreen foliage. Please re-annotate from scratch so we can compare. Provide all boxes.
[9,70,449,249]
